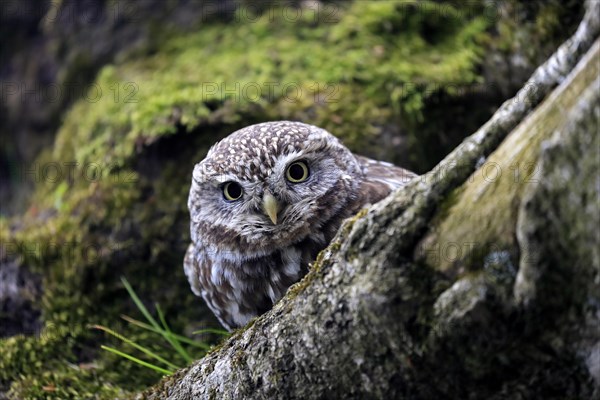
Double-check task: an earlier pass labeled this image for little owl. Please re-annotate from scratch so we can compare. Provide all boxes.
[184,121,416,330]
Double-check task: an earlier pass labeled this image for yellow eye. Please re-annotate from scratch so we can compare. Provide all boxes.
[286,161,310,183]
[223,182,243,201]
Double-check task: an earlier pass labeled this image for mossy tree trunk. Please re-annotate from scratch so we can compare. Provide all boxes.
[141,3,600,399]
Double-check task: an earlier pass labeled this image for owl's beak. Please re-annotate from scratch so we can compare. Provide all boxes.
[262,191,280,225]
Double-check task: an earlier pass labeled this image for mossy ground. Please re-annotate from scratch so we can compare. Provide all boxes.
[0,1,579,398]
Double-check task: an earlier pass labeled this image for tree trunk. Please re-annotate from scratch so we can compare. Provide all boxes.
[140,2,600,398]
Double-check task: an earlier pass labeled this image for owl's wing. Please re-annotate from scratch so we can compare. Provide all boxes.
[184,243,237,331]
[354,154,417,205]
[183,243,203,297]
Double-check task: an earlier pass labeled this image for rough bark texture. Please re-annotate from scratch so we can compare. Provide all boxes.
[140,3,600,399]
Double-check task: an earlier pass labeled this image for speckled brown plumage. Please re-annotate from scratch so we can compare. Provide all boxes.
[185,121,416,330]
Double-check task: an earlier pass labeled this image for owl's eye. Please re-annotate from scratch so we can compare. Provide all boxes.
[286,161,310,183]
[222,182,243,201]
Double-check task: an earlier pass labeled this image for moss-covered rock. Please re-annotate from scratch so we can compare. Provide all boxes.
[49,0,493,170]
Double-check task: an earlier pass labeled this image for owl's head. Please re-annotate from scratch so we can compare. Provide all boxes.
[188,121,362,256]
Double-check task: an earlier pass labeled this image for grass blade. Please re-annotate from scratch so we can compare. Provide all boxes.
[121,277,191,355]
[192,328,230,336]
[121,315,212,350]
[92,325,181,370]
[156,303,192,363]
[120,277,162,332]
[101,345,173,375]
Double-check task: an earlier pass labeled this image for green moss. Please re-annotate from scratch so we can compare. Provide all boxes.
[7,369,126,400]
[495,0,584,62]
[1,137,216,397]
[51,0,489,169]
